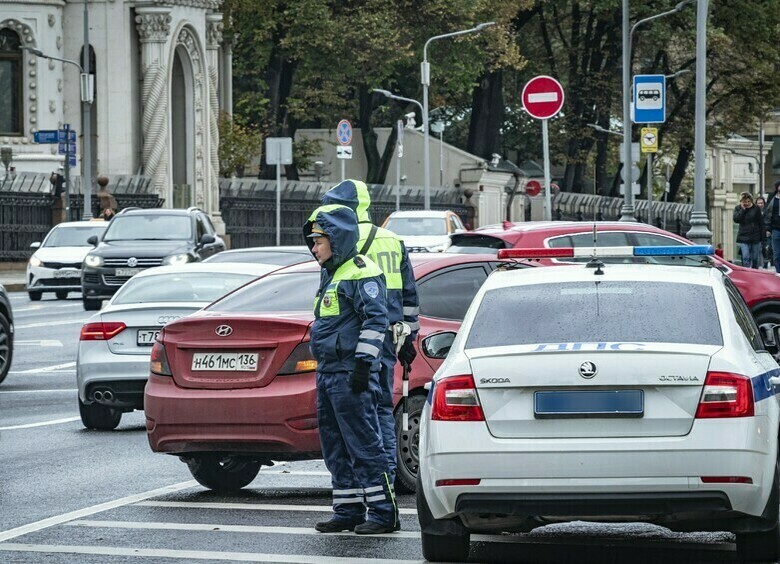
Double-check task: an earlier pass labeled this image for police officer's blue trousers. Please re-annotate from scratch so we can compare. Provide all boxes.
[377,335,398,482]
[316,370,397,527]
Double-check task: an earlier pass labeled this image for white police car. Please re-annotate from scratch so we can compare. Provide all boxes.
[416,245,780,563]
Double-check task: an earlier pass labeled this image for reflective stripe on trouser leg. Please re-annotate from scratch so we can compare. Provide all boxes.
[378,336,398,481]
[316,372,366,522]
[320,370,395,527]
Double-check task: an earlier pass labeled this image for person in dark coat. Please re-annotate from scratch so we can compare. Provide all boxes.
[764,181,780,273]
[733,192,763,269]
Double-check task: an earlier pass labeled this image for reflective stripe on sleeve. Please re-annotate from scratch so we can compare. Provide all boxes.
[403,306,419,316]
[406,321,420,331]
[360,330,384,342]
[356,342,380,358]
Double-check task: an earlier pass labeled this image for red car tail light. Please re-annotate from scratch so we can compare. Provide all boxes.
[695,371,754,418]
[80,321,126,341]
[150,339,172,377]
[278,342,318,375]
[431,374,485,421]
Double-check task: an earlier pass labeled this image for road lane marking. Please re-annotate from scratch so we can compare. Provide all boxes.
[0,481,197,542]
[15,362,76,374]
[68,519,421,539]
[0,416,80,430]
[0,389,76,394]
[15,340,63,347]
[16,320,84,329]
[0,544,422,563]
[8,370,75,375]
[137,501,418,515]
[15,303,83,312]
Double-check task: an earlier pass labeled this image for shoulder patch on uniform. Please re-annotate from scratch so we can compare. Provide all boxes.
[353,256,366,268]
[363,281,379,299]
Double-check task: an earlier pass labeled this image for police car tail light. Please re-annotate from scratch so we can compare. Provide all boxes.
[150,338,172,377]
[431,374,485,422]
[80,321,126,341]
[695,371,754,418]
[496,245,714,260]
[278,342,318,375]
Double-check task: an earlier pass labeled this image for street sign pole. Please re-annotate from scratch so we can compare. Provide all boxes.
[396,120,403,212]
[647,151,653,225]
[276,143,281,246]
[542,119,552,221]
[64,123,71,221]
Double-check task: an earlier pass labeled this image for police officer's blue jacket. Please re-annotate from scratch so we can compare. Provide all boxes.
[304,204,388,375]
[320,180,419,336]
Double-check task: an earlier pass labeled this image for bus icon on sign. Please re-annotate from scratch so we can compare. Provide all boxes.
[638,89,661,102]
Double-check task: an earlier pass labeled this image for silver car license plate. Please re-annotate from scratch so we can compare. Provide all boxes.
[137,330,160,346]
[115,268,141,277]
[53,269,80,278]
[191,352,258,372]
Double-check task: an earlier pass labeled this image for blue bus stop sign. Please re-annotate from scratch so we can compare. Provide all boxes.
[633,74,665,124]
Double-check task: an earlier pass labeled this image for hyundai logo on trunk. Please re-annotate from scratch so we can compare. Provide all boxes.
[215,325,233,337]
[579,361,597,379]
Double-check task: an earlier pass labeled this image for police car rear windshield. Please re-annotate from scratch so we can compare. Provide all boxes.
[208,272,320,313]
[466,281,723,349]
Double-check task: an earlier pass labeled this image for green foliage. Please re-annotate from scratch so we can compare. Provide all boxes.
[217,112,261,178]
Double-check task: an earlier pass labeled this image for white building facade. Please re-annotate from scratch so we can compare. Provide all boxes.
[0,0,231,232]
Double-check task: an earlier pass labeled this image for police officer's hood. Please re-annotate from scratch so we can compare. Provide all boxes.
[303,204,359,273]
[320,179,372,224]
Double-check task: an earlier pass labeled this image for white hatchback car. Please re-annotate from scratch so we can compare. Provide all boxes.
[77,262,276,431]
[417,245,780,563]
[26,220,108,301]
[382,210,466,252]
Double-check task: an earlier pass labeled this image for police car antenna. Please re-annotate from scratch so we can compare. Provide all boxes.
[585,223,605,275]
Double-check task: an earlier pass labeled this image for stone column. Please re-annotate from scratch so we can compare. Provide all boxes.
[135,7,172,201]
[221,39,233,115]
[206,13,226,236]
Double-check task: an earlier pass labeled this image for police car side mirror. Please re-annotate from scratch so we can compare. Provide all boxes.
[87,235,98,246]
[422,331,457,360]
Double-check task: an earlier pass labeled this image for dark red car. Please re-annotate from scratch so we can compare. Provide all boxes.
[450,221,780,330]
[144,253,515,492]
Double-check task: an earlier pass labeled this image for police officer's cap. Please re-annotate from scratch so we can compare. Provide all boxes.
[307,222,327,238]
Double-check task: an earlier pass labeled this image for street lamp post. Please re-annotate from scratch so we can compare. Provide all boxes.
[621,0,693,222]
[422,22,494,210]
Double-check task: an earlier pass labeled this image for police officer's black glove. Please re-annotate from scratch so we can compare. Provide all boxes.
[350,358,371,394]
[398,340,417,371]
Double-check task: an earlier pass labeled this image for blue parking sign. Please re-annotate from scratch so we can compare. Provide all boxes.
[633,74,665,124]
[69,154,77,167]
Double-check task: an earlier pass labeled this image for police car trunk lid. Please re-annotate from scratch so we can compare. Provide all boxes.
[467,343,718,438]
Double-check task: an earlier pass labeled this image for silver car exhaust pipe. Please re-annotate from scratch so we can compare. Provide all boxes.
[103,390,114,402]
[93,390,104,401]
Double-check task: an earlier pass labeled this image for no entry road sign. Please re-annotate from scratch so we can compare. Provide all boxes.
[525,179,542,197]
[522,76,565,120]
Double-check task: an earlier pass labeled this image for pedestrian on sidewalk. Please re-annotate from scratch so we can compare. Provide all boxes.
[763,181,780,273]
[756,196,771,268]
[733,192,763,269]
[303,204,398,535]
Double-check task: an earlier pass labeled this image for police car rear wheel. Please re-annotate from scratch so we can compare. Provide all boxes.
[186,454,261,492]
[395,394,425,493]
[736,461,780,563]
[417,473,471,562]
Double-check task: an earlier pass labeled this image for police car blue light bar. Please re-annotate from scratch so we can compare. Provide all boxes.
[496,245,714,260]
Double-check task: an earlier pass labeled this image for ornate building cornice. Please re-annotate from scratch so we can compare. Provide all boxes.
[154,0,222,9]
[135,8,172,44]
[205,14,223,48]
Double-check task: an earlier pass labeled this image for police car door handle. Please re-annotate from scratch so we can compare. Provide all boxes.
[769,376,780,386]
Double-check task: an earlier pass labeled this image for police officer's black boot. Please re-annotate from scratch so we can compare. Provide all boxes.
[354,520,397,534]
[314,518,364,533]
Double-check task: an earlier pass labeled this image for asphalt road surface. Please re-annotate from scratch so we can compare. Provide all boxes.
[0,292,751,563]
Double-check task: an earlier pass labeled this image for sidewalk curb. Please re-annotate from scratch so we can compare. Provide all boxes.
[3,283,26,293]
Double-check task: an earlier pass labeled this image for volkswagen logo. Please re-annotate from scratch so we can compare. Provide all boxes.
[127,257,138,268]
[578,361,597,379]
[157,315,181,325]
[215,325,233,337]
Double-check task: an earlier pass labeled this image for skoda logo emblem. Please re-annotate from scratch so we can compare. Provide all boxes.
[579,361,597,379]
[127,257,138,268]
[215,325,233,337]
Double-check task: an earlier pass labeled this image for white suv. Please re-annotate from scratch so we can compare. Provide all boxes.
[417,245,780,563]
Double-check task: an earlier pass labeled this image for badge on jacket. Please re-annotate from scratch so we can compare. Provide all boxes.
[363,281,379,299]
[323,293,333,308]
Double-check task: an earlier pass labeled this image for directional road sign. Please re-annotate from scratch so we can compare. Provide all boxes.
[265,137,293,165]
[633,74,665,124]
[525,179,542,197]
[641,127,658,153]
[521,76,565,120]
[34,130,59,144]
[58,130,77,143]
[58,142,77,156]
[336,119,353,146]
[69,154,77,167]
[337,146,353,160]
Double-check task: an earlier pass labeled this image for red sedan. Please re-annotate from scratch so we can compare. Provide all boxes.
[450,221,780,331]
[144,253,515,492]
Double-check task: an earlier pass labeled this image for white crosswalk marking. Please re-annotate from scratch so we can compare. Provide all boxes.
[137,500,419,514]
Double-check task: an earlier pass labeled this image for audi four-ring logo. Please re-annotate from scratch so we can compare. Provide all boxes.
[215,325,233,337]
[579,361,597,379]
[157,315,181,325]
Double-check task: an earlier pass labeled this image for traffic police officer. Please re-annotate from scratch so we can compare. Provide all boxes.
[320,180,419,488]
[304,203,399,534]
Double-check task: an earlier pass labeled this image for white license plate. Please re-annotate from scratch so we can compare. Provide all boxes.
[137,330,160,346]
[53,269,80,278]
[115,268,141,277]
[191,352,259,372]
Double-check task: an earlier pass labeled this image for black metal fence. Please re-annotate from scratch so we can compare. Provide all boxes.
[218,180,470,248]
